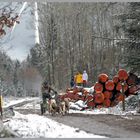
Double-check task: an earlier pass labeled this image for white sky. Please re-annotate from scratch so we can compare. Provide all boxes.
[1,2,36,62]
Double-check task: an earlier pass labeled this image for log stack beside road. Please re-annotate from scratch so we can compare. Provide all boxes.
[62,69,140,109]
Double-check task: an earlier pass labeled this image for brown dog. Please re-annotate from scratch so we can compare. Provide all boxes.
[63,98,71,114]
[48,99,57,115]
[48,98,66,116]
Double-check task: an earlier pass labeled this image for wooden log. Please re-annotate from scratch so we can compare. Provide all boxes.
[116,82,128,92]
[103,91,112,99]
[78,96,85,101]
[94,93,104,104]
[85,95,93,101]
[87,101,95,108]
[111,99,119,107]
[127,72,138,86]
[105,80,115,91]
[94,82,103,93]
[128,85,138,94]
[118,69,128,81]
[74,94,79,100]
[115,92,124,102]
[98,73,109,83]
[82,89,89,95]
[67,90,74,94]
[113,75,119,84]
[96,104,103,109]
[73,87,79,94]
[103,99,111,107]
[85,95,95,107]
[66,93,75,100]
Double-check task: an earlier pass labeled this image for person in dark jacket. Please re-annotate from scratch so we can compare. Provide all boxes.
[41,81,57,114]
[41,81,52,103]
[70,76,75,88]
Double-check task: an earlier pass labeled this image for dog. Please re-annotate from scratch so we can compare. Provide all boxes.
[63,98,71,114]
[48,99,58,116]
[48,98,66,116]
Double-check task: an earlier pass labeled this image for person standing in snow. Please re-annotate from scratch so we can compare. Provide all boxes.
[70,76,75,88]
[41,81,58,114]
[82,70,88,87]
[41,81,52,103]
[74,71,83,87]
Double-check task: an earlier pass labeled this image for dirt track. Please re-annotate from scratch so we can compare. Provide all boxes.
[46,113,140,138]
[15,108,140,138]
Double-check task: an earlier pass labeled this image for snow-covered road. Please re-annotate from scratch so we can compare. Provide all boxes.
[3,95,140,138]
[3,97,39,108]
[3,97,106,138]
[4,112,105,138]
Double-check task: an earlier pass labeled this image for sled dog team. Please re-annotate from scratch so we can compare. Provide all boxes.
[48,97,70,116]
[41,81,70,116]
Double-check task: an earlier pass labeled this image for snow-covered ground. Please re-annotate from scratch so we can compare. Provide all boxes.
[15,100,40,110]
[3,96,39,108]
[3,96,106,138]
[69,97,140,116]
[4,112,105,138]
[2,90,140,138]
[13,98,139,116]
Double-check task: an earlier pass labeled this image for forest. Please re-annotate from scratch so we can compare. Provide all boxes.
[0,2,140,95]
[30,2,140,89]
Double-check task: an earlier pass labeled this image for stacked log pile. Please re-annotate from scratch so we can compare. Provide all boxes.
[62,69,140,109]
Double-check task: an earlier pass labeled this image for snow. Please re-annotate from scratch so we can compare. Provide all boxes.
[69,100,140,116]
[3,97,39,108]
[5,112,105,138]
[3,90,140,138]
[15,100,40,110]
[67,88,140,116]
[68,97,139,116]
[70,100,87,109]
[5,94,139,116]
[10,98,138,116]
[69,107,123,115]
[84,87,94,93]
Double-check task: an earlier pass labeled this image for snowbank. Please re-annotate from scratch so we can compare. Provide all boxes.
[5,112,105,138]
[69,91,140,116]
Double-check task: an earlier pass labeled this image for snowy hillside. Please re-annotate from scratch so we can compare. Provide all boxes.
[1,2,36,62]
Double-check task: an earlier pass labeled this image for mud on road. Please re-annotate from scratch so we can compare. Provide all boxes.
[15,107,140,138]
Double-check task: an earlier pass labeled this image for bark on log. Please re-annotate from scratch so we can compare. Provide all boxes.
[128,85,138,94]
[116,82,128,92]
[113,75,119,84]
[98,73,109,83]
[127,72,138,86]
